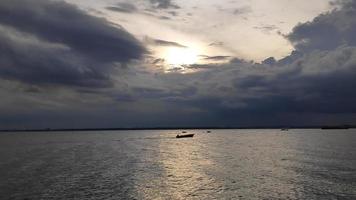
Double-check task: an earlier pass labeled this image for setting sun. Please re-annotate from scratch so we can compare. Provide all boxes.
[165,47,198,65]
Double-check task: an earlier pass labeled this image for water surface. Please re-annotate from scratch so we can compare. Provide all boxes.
[0,129,355,199]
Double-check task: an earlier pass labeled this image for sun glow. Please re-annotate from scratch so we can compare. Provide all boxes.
[165,47,198,65]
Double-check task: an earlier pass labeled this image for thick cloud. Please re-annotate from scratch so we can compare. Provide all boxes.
[0,26,111,87]
[124,22,356,125]
[148,46,356,126]
[0,0,145,87]
[0,0,145,62]
[262,57,277,65]
[287,0,356,52]
[237,47,356,114]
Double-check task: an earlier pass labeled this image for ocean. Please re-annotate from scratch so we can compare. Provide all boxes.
[0,129,355,199]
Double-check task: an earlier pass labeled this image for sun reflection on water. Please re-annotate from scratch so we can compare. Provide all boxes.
[157,132,220,199]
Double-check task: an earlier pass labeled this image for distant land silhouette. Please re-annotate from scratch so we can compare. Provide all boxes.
[0,125,354,132]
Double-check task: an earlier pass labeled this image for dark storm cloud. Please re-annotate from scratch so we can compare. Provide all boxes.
[234,55,356,115]
[275,50,303,66]
[0,0,145,62]
[106,2,138,13]
[244,48,356,114]
[2,0,356,129]
[0,27,112,87]
[148,43,356,126]
[0,0,146,87]
[262,57,277,65]
[287,0,356,52]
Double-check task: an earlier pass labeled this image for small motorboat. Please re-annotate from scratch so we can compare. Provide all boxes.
[176,134,194,138]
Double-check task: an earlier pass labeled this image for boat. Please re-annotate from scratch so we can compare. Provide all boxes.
[281,128,289,131]
[176,134,194,138]
[206,130,211,133]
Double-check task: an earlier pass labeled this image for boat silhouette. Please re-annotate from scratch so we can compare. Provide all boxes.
[176,133,194,138]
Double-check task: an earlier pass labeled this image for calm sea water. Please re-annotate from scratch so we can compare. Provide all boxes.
[0,129,355,200]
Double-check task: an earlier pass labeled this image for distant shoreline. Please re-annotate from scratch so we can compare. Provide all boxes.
[0,126,355,133]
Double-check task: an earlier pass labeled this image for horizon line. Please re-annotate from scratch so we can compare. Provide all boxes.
[1,125,355,132]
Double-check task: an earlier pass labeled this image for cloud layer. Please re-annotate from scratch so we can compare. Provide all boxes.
[1,0,356,128]
[287,0,356,52]
[0,0,145,87]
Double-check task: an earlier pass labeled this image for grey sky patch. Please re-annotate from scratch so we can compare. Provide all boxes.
[158,15,172,20]
[144,36,187,48]
[233,6,252,15]
[184,64,218,70]
[168,11,178,16]
[200,55,232,61]
[141,11,172,20]
[209,42,224,46]
[230,57,248,64]
[114,94,136,102]
[254,24,280,34]
[154,39,185,47]
[149,0,180,9]
[329,0,345,8]
[152,58,165,64]
[106,2,138,13]
[166,67,184,72]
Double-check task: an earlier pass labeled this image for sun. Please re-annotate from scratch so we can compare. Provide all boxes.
[165,47,198,65]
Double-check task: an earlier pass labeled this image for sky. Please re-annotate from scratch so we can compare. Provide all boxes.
[0,0,356,129]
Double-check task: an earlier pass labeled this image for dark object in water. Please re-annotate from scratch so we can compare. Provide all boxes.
[206,130,211,133]
[281,128,289,131]
[176,134,194,138]
[321,125,350,130]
